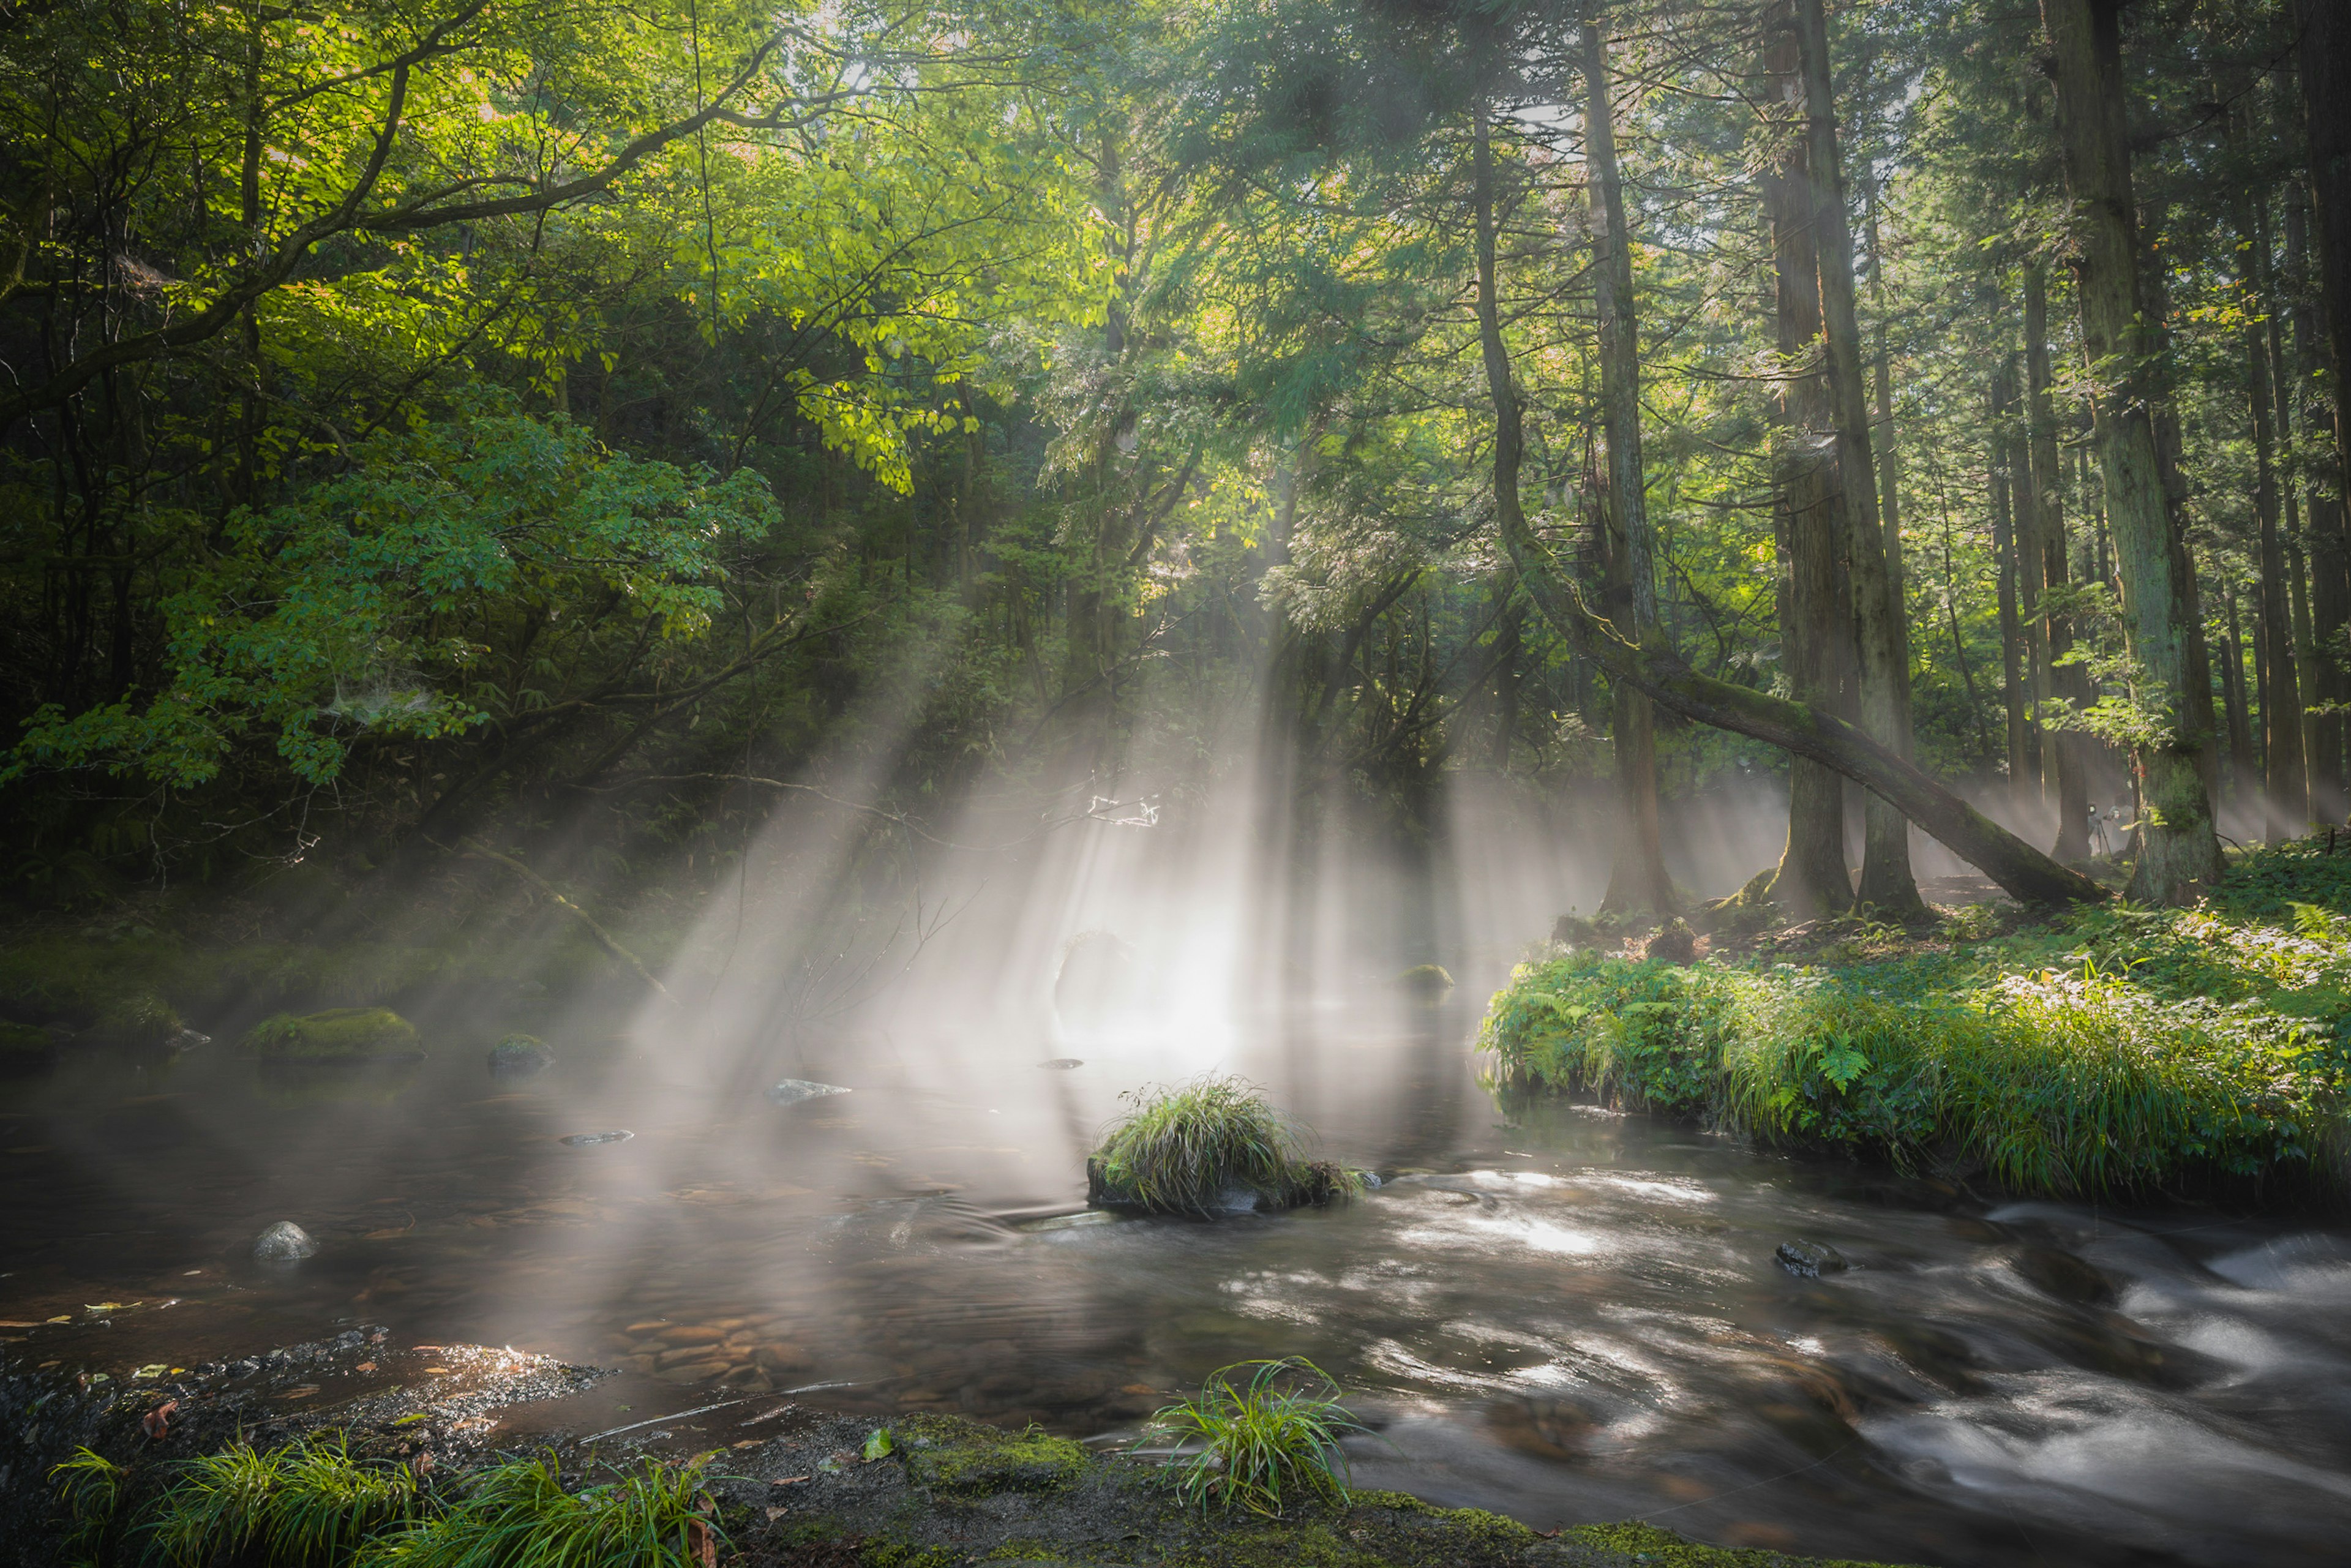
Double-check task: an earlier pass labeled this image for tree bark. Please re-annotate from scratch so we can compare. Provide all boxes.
[2290,184,2350,818]
[2224,578,2255,791]
[1796,0,1922,917]
[1992,368,2031,813]
[2039,0,2222,900]
[2023,265,2091,857]
[2241,181,2307,834]
[1761,0,1854,918]
[1574,26,1675,916]
[2293,0,2350,508]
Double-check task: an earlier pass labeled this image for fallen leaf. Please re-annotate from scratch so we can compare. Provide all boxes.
[45,1316,70,1324]
[685,1517,718,1568]
[732,1439,762,1449]
[142,1400,178,1441]
[84,1302,137,1313]
[37,1360,59,1369]
[354,1362,377,1373]
[763,1506,786,1521]
[131,1364,169,1380]
[282,1386,320,1399]
[769,1475,810,1487]
[422,1366,450,1373]
[0,1321,42,1328]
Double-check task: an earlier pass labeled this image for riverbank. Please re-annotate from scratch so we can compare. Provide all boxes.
[1483,839,2351,1202]
[4,1333,1918,1568]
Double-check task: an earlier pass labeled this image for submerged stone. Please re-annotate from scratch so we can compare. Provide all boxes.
[488,1033,553,1074]
[560,1130,634,1146]
[1775,1239,1850,1278]
[767,1078,852,1104]
[254,1220,319,1262]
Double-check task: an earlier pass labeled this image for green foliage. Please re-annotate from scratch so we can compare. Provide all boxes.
[1139,1358,1367,1517]
[1089,1075,1363,1215]
[139,1435,420,1568]
[359,1452,720,1568]
[243,1008,420,1059]
[1482,850,2351,1196]
[10,403,779,789]
[892,1419,1087,1496]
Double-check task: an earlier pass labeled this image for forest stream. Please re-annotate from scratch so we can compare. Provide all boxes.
[4,993,2347,1568]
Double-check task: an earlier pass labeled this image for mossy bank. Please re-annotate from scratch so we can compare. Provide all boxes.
[1483,839,2351,1201]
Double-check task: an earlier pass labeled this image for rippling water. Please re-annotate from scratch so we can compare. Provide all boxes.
[4,997,2348,1567]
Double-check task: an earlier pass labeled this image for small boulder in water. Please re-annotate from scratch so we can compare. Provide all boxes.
[767,1078,851,1104]
[1397,963,1455,999]
[1038,1057,1083,1070]
[244,1007,419,1060]
[1775,1239,1849,1278]
[560,1130,634,1146]
[488,1033,553,1075]
[254,1221,318,1262]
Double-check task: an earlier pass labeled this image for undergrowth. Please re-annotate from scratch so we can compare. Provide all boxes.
[51,1438,719,1568]
[1139,1358,1368,1517]
[1089,1075,1364,1215]
[1481,839,2351,1198]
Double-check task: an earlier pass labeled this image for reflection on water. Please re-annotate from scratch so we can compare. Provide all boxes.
[4,1001,2349,1568]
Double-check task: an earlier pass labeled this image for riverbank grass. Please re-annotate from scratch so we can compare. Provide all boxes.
[243,1008,419,1060]
[1482,841,2351,1198]
[1141,1358,1369,1517]
[1088,1075,1365,1214]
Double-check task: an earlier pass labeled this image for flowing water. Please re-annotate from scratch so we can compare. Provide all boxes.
[4,989,2350,1567]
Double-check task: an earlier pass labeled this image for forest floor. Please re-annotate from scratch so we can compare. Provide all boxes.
[1485,836,2351,1205]
[4,1335,1919,1568]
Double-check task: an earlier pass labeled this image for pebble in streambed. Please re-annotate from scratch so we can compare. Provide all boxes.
[767,1079,851,1104]
[253,1221,318,1262]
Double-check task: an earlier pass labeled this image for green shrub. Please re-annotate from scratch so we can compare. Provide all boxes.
[1139,1358,1368,1517]
[1089,1075,1365,1215]
[243,1007,419,1059]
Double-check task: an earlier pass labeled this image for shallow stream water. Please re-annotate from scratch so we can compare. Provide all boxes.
[4,992,2350,1567]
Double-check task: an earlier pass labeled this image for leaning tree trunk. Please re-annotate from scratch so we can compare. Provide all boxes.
[1795,0,1924,917]
[1573,28,1676,917]
[2040,0,2221,902]
[1761,0,1853,917]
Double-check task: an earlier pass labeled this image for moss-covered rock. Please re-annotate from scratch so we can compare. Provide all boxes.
[0,1019,56,1071]
[243,1007,419,1059]
[488,1033,553,1073]
[1397,964,1455,997]
[890,1414,1088,1496]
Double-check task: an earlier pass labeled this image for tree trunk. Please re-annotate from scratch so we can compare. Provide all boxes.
[2040,0,2222,901]
[1795,0,1922,917]
[2294,0,2350,506]
[1760,0,1854,918]
[1575,26,1675,916]
[2290,184,2350,819]
[2007,352,2047,802]
[1992,369,2031,813]
[2224,578,2255,792]
[2241,182,2307,835]
[2024,266,2092,857]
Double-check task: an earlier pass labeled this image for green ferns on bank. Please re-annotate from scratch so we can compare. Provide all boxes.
[1483,849,2351,1196]
[52,1439,720,1568]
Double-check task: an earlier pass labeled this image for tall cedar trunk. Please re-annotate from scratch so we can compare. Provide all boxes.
[2040,0,2222,899]
[2290,186,2350,817]
[1795,0,1922,917]
[2241,180,2307,834]
[2139,201,2223,807]
[1576,26,1675,917]
[2295,0,2350,509]
[2224,579,2256,789]
[1992,368,2031,811]
[2024,266,2092,855]
[1468,76,2098,907]
[2007,351,2047,798]
[1762,0,1853,917]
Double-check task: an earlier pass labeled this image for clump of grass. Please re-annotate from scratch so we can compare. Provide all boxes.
[1138,1358,1368,1517]
[242,1007,418,1059]
[1089,1075,1364,1215]
[140,1434,419,1567]
[50,1447,127,1566]
[358,1452,720,1568]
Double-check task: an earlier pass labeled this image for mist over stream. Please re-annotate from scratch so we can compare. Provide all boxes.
[6,758,2351,1568]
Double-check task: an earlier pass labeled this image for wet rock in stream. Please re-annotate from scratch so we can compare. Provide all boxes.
[252,1220,318,1262]
[487,1033,554,1075]
[766,1078,852,1104]
[1776,1239,1849,1278]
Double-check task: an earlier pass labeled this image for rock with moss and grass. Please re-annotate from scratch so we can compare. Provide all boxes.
[487,1033,553,1074]
[1482,838,2351,1201]
[242,1007,420,1061]
[1086,1075,1367,1215]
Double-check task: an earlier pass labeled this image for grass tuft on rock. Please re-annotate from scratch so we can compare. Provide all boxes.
[244,1007,419,1060]
[1088,1075,1365,1215]
[137,1434,419,1567]
[1139,1357,1368,1517]
[1483,841,2351,1198]
[360,1452,718,1568]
